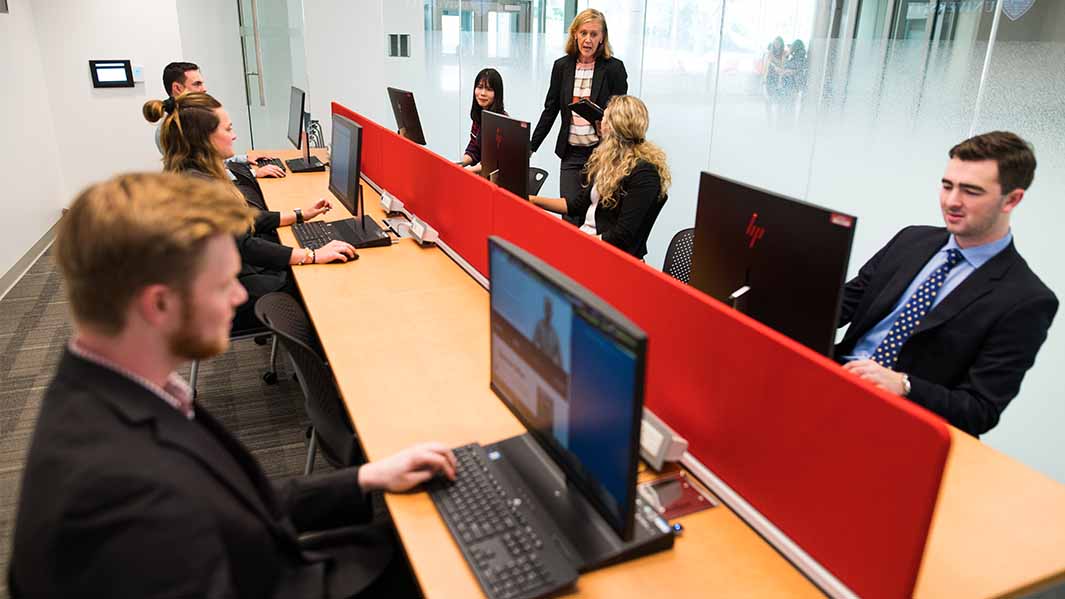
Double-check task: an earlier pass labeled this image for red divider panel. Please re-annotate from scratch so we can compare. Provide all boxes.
[490,187,950,599]
[333,103,493,274]
[330,104,952,598]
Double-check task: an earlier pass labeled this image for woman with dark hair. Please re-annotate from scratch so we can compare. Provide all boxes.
[531,8,627,224]
[764,36,786,97]
[460,68,506,174]
[143,92,356,327]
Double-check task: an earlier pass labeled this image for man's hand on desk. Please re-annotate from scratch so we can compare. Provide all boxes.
[357,443,458,493]
[843,359,907,396]
[313,240,357,263]
[303,197,333,220]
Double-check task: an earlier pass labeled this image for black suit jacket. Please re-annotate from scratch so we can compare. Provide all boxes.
[835,226,1058,436]
[10,351,391,598]
[566,161,666,259]
[531,55,628,158]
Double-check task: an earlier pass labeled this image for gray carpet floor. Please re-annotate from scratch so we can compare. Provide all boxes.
[0,248,330,598]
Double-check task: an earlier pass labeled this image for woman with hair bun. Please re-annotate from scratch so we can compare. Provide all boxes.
[143,92,356,327]
[531,95,670,260]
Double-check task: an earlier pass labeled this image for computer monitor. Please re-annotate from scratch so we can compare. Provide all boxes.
[328,113,363,218]
[284,87,324,173]
[386,87,426,145]
[488,237,645,540]
[287,86,305,150]
[480,111,530,200]
[689,172,857,356]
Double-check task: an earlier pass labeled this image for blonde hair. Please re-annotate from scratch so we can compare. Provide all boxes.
[565,9,612,60]
[143,92,229,181]
[56,173,254,334]
[583,96,670,210]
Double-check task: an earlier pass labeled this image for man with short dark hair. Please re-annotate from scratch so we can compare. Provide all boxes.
[10,173,455,598]
[837,131,1057,436]
[156,61,284,178]
[162,61,205,97]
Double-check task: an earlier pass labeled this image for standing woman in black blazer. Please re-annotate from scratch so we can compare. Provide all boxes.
[531,95,670,260]
[531,8,628,224]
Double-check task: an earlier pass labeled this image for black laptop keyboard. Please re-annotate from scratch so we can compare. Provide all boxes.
[429,444,578,599]
[291,221,335,249]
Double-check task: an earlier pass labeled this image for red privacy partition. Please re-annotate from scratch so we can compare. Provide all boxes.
[333,103,951,598]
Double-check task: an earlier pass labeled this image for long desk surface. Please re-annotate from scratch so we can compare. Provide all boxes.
[259,149,1065,598]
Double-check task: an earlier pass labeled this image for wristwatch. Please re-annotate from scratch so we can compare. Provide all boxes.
[900,373,912,397]
[294,208,304,224]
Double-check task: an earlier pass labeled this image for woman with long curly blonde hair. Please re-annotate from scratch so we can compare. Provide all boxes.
[532,95,670,259]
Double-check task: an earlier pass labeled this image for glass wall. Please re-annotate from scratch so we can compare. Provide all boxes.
[304,0,1064,482]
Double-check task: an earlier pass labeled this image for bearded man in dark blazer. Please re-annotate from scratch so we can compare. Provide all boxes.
[837,131,1057,437]
[9,173,456,598]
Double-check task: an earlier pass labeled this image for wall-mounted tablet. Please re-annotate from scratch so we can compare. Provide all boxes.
[89,60,134,88]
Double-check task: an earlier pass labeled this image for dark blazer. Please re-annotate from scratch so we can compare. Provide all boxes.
[566,161,665,259]
[187,166,292,271]
[835,226,1058,436]
[531,55,628,159]
[10,350,391,598]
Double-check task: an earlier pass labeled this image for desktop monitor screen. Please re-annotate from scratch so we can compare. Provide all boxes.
[328,113,362,218]
[481,111,530,200]
[386,87,426,145]
[287,86,306,150]
[689,172,857,356]
[488,236,646,540]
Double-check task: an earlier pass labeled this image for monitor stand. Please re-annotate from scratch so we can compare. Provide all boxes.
[338,215,390,248]
[286,154,325,173]
[338,187,390,248]
[286,133,326,173]
[486,433,674,573]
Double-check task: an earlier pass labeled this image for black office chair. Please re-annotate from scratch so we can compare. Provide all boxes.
[308,119,326,149]
[189,325,278,398]
[528,167,549,196]
[254,292,365,474]
[662,227,696,284]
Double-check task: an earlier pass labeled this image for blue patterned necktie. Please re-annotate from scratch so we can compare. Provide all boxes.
[873,249,963,369]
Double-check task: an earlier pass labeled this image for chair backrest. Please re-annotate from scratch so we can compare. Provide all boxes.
[308,119,326,149]
[254,293,362,467]
[528,167,549,196]
[663,227,696,284]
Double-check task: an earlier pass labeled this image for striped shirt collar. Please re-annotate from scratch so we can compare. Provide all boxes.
[68,339,195,420]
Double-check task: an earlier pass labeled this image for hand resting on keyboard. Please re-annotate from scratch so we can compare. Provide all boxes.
[313,239,358,263]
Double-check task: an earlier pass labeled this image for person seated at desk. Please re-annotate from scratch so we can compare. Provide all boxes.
[837,131,1058,436]
[459,67,506,174]
[530,95,670,260]
[143,92,356,329]
[9,173,456,598]
[156,61,284,178]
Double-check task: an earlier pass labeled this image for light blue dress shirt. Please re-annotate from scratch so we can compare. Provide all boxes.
[845,232,1014,361]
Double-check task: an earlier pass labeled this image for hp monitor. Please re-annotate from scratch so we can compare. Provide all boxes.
[689,172,857,356]
[386,87,426,145]
[481,111,530,200]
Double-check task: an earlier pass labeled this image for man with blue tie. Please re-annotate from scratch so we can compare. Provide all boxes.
[836,131,1057,437]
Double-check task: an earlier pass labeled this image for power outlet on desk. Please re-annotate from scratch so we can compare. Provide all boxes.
[640,409,688,471]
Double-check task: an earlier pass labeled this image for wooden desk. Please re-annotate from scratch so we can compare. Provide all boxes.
[259,150,1065,598]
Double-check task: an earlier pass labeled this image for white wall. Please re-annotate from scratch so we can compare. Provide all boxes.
[0,0,67,278]
[176,0,253,155]
[30,0,183,199]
